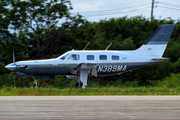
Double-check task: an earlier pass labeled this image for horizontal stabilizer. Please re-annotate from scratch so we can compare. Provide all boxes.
[152,58,170,61]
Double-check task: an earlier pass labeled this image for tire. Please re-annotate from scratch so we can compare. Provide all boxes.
[75,82,83,88]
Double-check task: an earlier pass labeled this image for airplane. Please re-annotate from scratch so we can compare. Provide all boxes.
[5,24,175,88]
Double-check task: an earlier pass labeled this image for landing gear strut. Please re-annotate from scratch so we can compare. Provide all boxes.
[74,64,88,88]
[34,80,38,88]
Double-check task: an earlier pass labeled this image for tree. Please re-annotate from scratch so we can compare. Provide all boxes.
[11,0,73,58]
[0,0,27,75]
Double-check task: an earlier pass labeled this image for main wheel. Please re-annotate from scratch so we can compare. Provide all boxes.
[75,82,83,88]
[33,80,38,88]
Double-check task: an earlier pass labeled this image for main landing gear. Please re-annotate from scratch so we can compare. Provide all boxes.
[74,75,87,88]
[33,80,38,88]
[70,63,97,88]
[75,76,83,88]
[74,64,88,88]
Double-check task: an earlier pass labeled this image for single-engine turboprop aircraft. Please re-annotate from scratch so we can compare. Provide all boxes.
[5,25,175,88]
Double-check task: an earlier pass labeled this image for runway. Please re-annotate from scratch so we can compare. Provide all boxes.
[0,96,180,120]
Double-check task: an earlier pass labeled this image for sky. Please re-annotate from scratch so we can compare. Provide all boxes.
[70,0,180,22]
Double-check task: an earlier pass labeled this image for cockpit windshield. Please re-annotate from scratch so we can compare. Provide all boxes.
[59,53,69,60]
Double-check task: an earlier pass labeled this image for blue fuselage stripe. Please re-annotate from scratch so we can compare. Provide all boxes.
[16,62,157,76]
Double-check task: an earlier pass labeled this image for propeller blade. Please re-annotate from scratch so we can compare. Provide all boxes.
[13,49,16,87]
[13,49,15,63]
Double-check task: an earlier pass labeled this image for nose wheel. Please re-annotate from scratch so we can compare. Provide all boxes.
[34,80,38,88]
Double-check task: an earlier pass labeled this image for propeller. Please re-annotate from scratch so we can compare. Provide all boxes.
[13,49,16,88]
[13,49,15,63]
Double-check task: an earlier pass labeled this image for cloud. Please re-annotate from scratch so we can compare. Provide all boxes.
[70,0,180,22]
[71,0,104,13]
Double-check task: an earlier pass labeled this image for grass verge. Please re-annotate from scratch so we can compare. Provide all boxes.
[0,87,180,96]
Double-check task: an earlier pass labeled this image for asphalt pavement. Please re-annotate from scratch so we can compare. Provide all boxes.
[0,96,180,120]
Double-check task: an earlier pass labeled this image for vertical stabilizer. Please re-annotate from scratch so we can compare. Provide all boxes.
[133,25,175,57]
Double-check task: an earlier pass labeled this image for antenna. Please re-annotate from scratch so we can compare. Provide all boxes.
[105,43,112,51]
[83,42,90,51]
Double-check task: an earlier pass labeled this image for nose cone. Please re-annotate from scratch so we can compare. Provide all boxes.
[5,63,16,71]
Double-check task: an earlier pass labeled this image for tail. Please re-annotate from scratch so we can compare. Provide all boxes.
[133,24,175,57]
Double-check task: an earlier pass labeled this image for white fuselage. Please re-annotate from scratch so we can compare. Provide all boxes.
[5,50,162,77]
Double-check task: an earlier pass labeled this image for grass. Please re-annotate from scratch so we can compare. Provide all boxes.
[0,86,180,96]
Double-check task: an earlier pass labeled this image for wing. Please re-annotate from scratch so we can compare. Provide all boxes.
[70,63,97,77]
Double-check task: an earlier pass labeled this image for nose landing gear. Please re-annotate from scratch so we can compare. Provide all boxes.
[33,80,38,88]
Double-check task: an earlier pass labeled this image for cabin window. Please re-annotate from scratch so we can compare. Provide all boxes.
[59,53,69,60]
[99,55,107,60]
[68,54,80,60]
[112,55,119,60]
[87,55,94,60]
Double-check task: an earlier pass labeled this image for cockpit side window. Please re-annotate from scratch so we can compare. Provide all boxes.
[59,53,69,60]
[68,54,80,60]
